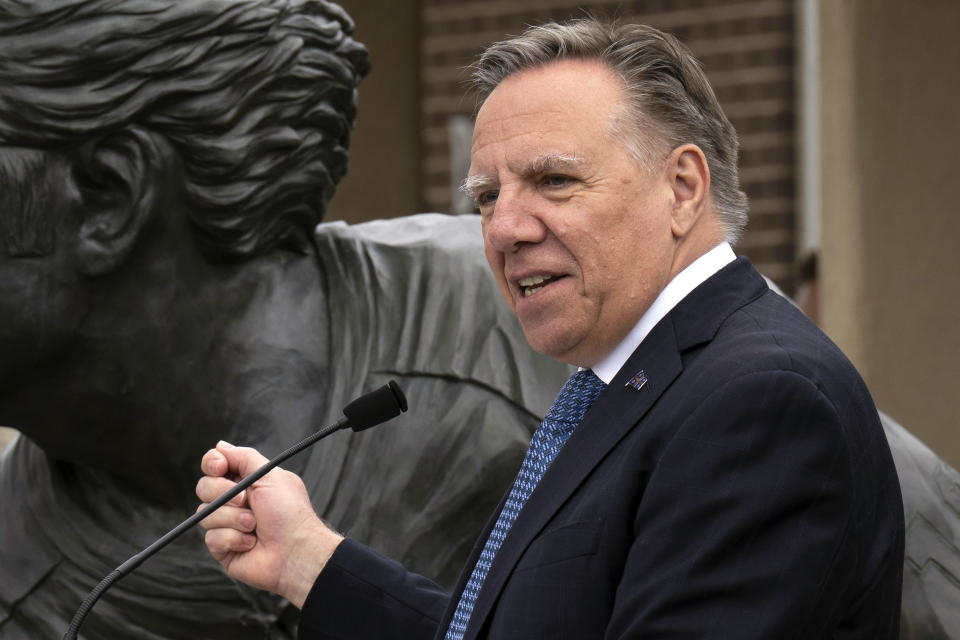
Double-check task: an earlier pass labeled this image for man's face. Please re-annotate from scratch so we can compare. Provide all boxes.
[470,59,680,367]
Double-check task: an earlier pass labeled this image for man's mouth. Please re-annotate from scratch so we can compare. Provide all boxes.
[518,274,558,298]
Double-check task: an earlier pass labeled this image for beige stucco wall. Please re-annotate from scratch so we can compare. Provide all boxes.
[820,0,960,467]
[324,0,422,224]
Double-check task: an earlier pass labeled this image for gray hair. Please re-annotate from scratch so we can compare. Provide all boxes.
[470,18,748,244]
[0,0,369,261]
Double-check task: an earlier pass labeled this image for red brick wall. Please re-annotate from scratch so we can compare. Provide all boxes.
[421,0,797,292]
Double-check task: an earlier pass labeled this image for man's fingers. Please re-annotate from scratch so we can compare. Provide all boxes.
[201,442,271,479]
[217,442,271,479]
[196,475,247,506]
[196,444,274,516]
[204,527,257,556]
[197,503,256,533]
[200,448,228,476]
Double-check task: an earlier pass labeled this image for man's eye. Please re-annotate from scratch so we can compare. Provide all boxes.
[543,174,573,187]
[475,190,499,207]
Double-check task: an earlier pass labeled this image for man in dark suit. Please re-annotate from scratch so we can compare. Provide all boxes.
[196,18,904,639]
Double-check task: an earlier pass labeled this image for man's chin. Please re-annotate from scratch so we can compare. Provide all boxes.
[520,325,587,367]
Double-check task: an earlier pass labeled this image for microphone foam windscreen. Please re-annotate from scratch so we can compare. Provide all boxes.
[343,380,408,431]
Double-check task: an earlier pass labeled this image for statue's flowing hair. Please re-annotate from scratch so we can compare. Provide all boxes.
[0,0,369,260]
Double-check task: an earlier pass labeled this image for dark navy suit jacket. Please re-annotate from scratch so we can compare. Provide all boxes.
[298,258,904,639]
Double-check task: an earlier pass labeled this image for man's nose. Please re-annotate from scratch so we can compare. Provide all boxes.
[483,190,547,253]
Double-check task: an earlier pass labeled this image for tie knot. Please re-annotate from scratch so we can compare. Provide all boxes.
[544,369,606,429]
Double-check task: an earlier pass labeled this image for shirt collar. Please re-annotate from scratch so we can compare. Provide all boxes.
[590,242,736,384]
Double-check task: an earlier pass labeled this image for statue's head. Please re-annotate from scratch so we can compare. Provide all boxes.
[0,1,368,492]
[0,0,369,262]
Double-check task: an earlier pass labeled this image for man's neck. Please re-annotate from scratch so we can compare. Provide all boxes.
[591,242,736,383]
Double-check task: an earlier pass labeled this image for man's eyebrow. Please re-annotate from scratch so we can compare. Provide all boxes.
[460,173,496,199]
[460,153,587,199]
[524,153,587,177]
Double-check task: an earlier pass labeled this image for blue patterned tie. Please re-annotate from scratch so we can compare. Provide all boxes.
[444,369,607,640]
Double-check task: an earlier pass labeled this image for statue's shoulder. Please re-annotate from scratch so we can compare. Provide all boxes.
[313,214,570,417]
[314,213,483,265]
[880,411,960,637]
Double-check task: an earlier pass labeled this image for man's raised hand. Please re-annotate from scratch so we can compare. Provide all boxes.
[195,441,343,608]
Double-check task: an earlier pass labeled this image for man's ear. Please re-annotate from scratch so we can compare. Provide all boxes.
[69,127,171,276]
[667,143,711,238]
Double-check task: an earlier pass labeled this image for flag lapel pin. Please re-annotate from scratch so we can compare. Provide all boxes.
[625,370,648,391]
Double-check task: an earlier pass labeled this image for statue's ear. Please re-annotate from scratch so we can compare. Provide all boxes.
[70,127,170,276]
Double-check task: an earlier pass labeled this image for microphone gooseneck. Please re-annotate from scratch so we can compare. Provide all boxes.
[62,380,408,640]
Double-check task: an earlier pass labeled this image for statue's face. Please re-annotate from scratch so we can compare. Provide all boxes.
[0,148,85,391]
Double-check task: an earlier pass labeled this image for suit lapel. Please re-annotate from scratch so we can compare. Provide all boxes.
[460,318,684,639]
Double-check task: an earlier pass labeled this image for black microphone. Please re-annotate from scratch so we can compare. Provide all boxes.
[62,380,407,640]
[343,378,408,430]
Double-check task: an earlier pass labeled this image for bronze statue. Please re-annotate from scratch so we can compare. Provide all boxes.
[0,1,569,637]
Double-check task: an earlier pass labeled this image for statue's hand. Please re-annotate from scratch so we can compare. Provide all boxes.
[195,441,343,608]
